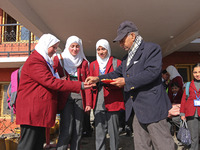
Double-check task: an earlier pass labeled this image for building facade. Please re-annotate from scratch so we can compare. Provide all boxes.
[0,8,38,134]
[0,8,200,134]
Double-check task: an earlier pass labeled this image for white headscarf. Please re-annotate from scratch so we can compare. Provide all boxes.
[35,33,60,78]
[59,35,89,76]
[96,39,111,74]
[35,33,60,66]
[166,65,182,80]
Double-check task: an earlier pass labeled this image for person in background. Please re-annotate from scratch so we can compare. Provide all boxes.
[53,35,92,150]
[166,65,184,100]
[166,66,184,137]
[180,63,200,150]
[162,69,170,90]
[167,82,182,135]
[89,39,125,150]
[16,34,91,150]
[86,20,175,150]
[170,82,183,104]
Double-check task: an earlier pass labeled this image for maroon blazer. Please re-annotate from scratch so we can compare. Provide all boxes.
[168,76,183,103]
[170,91,183,104]
[16,51,81,128]
[180,80,200,117]
[89,56,125,111]
[53,56,92,109]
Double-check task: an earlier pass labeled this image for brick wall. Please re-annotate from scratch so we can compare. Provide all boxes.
[0,43,36,57]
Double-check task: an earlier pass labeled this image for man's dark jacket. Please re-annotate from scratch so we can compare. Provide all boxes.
[99,40,172,124]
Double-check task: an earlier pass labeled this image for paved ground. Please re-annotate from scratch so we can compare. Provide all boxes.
[47,131,188,150]
[45,112,188,150]
[80,132,187,150]
[80,131,134,150]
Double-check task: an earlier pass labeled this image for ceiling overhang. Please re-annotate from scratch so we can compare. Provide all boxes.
[0,0,200,61]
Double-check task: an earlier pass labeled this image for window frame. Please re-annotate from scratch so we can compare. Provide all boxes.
[175,64,194,82]
[0,82,10,118]
[1,11,38,43]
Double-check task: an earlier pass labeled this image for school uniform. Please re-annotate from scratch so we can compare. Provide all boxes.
[168,76,184,104]
[89,56,125,150]
[53,55,92,150]
[180,80,200,150]
[16,50,81,150]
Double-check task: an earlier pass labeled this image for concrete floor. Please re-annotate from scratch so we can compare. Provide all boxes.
[46,131,188,150]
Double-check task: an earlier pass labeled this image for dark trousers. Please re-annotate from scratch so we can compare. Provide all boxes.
[83,111,92,135]
[57,99,84,150]
[17,125,45,150]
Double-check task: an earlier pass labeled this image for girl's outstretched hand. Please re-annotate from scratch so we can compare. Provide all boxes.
[181,116,186,121]
[83,82,96,89]
[85,76,99,84]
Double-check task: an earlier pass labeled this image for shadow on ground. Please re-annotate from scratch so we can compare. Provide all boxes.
[80,132,134,150]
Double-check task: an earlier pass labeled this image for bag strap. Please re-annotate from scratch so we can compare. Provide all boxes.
[94,57,118,72]
[60,54,66,77]
[7,83,11,99]
[183,119,188,128]
[112,57,118,71]
[93,63,95,71]
[185,82,191,100]
[18,65,23,83]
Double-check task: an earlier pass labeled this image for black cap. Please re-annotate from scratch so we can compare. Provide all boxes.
[113,20,138,42]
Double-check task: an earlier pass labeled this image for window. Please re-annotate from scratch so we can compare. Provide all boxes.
[175,64,194,83]
[19,26,39,42]
[0,83,10,117]
[20,26,29,41]
[1,11,38,43]
[2,13,17,42]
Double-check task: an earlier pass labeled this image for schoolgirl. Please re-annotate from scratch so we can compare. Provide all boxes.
[89,39,125,150]
[180,63,200,150]
[16,34,90,150]
[53,35,92,150]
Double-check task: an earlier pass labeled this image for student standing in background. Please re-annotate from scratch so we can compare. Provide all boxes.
[180,63,200,150]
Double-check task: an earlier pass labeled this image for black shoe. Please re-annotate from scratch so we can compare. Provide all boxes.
[125,126,132,136]
[170,125,175,136]
[82,131,92,137]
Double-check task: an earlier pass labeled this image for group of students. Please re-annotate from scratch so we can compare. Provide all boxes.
[15,20,200,150]
[16,33,125,150]
[163,64,200,150]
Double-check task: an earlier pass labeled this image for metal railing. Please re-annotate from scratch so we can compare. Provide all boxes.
[0,23,37,57]
[0,51,31,57]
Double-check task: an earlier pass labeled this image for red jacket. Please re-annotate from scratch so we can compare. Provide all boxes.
[180,80,200,117]
[16,51,81,128]
[89,56,125,111]
[53,56,92,109]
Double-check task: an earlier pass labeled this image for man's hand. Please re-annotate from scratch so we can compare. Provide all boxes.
[168,104,180,118]
[110,77,125,88]
[85,76,100,84]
